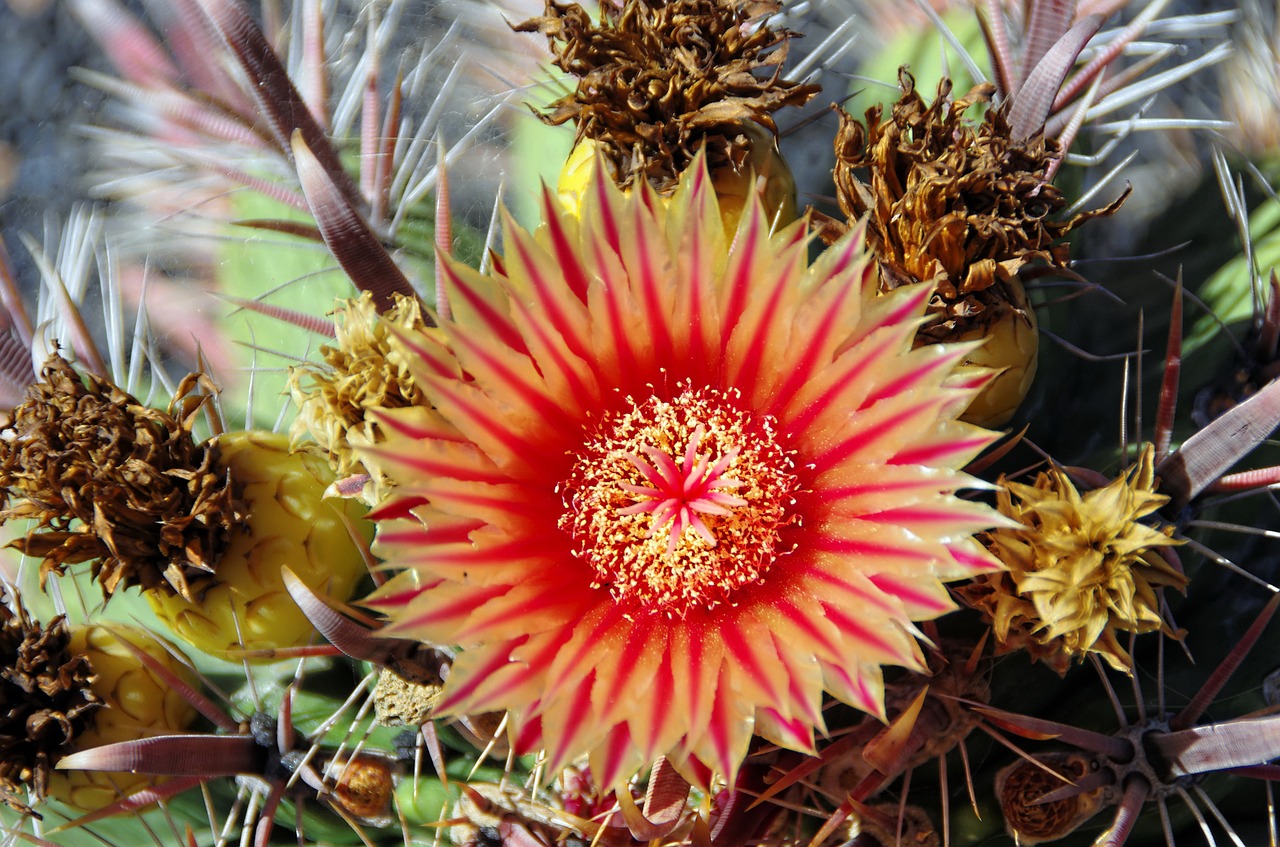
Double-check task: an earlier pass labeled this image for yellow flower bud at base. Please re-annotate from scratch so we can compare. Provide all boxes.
[47,625,197,810]
[147,431,371,659]
[955,280,1039,427]
[556,127,798,236]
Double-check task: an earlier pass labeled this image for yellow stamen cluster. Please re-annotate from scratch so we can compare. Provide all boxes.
[958,445,1185,674]
[560,387,798,616]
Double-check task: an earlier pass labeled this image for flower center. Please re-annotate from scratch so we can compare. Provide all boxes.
[560,386,799,615]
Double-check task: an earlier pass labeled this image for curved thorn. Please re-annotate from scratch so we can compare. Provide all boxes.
[615,758,689,841]
[47,775,207,833]
[282,566,391,663]
[1154,278,1183,463]
[291,131,419,312]
[194,0,361,209]
[1154,716,1280,778]
[57,734,262,776]
[971,705,1133,759]
[1008,15,1106,140]
[1157,377,1280,509]
[435,138,453,321]
[1033,766,1115,805]
[1097,779,1150,847]
[1172,592,1280,729]
[219,294,336,337]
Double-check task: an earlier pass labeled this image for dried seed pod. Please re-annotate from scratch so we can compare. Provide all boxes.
[320,752,398,825]
[995,752,1107,844]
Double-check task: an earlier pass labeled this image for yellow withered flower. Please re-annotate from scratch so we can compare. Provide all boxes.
[290,292,428,496]
[832,71,1125,427]
[957,445,1186,674]
[515,0,817,229]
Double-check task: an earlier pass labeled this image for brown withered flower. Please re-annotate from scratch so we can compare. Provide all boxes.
[0,594,101,814]
[832,70,1126,425]
[514,0,818,194]
[0,354,246,600]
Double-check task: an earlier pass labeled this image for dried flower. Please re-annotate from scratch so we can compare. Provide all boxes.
[958,445,1186,674]
[0,355,369,657]
[832,71,1123,425]
[0,354,244,601]
[515,0,817,215]
[362,159,1003,787]
[290,293,429,491]
[0,596,100,814]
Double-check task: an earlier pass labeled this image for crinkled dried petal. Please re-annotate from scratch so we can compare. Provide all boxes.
[834,71,1087,312]
[0,355,246,600]
[831,70,1125,425]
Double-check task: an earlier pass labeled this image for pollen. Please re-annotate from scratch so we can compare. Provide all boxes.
[560,386,799,616]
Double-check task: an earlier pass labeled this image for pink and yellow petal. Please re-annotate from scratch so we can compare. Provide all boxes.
[590,624,667,733]
[682,663,756,782]
[589,722,648,790]
[667,623,725,761]
[780,319,928,438]
[720,609,793,717]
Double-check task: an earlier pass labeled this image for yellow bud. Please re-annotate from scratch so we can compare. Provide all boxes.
[708,122,799,233]
[47,625,197,810]
[956,280,1039,427]
[148,430,371,658]
[556,127,798,236]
